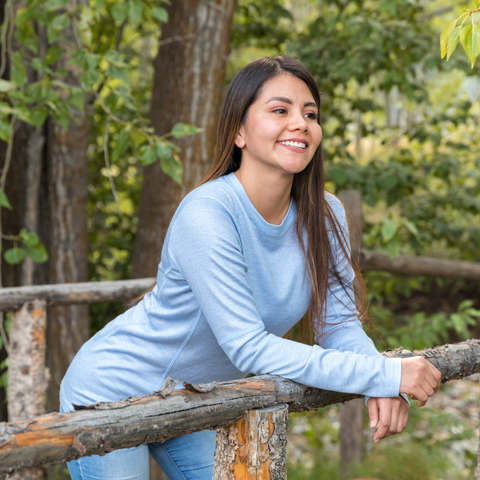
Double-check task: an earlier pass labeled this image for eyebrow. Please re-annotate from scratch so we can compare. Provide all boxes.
[266,96,318,109]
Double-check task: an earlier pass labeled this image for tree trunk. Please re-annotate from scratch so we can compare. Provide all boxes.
[214,404,288,479]
[338,190,365,477]
[131,0,235,278]
[44,0,90,415]
[7,299,47,480]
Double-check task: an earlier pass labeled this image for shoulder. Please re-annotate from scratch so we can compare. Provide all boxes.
[176,175,239,219]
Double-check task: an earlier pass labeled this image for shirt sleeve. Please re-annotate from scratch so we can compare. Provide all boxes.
[167,197,402,398]
[320,197,407,405]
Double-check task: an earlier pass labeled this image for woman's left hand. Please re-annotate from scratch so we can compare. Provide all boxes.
[366,396,409,443]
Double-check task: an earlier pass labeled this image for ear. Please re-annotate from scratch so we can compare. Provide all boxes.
[234,124,246,149]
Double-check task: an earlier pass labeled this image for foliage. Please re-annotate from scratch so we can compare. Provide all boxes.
[441,0,480,68]
[383,300,480,350]
[0,0,201,268]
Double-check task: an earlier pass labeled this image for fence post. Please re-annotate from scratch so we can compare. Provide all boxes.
[337,190,365,478]
[7,299,47,480]
[213,403,288,479]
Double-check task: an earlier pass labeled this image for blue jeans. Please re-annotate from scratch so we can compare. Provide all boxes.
[61,405,216,479]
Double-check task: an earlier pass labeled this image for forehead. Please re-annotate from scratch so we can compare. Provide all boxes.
[257,73,316,104]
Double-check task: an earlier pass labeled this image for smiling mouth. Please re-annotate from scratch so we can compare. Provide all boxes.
[278,140,307,149]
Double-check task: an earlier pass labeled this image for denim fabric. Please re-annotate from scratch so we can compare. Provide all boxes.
[65,431,216,480]
[60,404,216,480]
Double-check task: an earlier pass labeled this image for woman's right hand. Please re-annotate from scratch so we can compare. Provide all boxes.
[400,357,442,407]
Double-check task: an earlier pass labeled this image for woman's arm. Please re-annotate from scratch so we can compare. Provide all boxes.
[166,197,403,398]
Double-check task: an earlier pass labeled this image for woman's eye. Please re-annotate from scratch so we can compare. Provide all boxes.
[305,112,318,120]
[273,108,287,114]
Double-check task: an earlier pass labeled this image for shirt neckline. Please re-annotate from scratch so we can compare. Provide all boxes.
[224,173,296,235]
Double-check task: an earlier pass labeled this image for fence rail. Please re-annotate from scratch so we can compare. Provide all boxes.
[1,340,479,475]
[1,249,479,312]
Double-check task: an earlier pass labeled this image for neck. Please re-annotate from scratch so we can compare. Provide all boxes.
[234,164,293,226]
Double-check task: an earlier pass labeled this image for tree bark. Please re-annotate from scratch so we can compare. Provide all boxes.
[338,190,365,476]
[0,340,479,474]
[131,0,235,278]
[213,404,288,480]
[45,0,90,415]
[0,278,155,311]
[7,299,47,480]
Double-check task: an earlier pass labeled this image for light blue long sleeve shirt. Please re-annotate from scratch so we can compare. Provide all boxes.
[60,173,402,411]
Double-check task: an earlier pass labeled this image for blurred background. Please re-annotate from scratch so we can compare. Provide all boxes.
[1,0,479,478]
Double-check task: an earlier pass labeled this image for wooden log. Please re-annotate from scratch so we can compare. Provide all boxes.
[359,249,480,281]
[2,247,480,312]
[0,278,155,312]
[0,340,479,474]
[338,190,365,475]
[7,300,47,480]
[213,404,288,479]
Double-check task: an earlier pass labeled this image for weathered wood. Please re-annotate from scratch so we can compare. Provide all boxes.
[338,190,365,474]
[7,300,47,480]
[0,278,155,311]
[213,404,288,479]
[0,340,479,474]
[360,249,480,280]
[476,374,480,480]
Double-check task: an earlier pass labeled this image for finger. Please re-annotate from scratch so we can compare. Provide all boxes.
[374,401,392,443]
[367,398,379,430]
[427,363,442,391]
[389,400,401,435]
[403,406,409,430]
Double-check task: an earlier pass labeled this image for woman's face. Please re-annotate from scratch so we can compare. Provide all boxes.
[235,73,323,178]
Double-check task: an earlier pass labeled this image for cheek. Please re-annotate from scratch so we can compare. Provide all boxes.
[312,125,323,146]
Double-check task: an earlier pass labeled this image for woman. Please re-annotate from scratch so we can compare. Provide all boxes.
[60,56,441,480]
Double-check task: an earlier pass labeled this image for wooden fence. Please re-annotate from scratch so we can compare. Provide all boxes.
[1,340,480,477]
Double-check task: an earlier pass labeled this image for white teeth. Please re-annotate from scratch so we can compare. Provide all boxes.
[279,141,306,149]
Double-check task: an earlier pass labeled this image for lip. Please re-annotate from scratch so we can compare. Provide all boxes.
[279,138,309,147]
[277,138,309,153]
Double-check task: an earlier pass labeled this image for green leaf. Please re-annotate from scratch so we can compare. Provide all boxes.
[16,8,34,26]
[446,26,461,61]
[152,7,168,23]
[44,0,69,11]
[0,188,12,209]
[379,173,398,191]
[157,144,183,186]
[474,0,480,9]
[171,123,201,139]
[460,24,480,68]
[381,218,398,243]
[11,51,26,88]
[138,144,157,165]
[129,0,143,24]
[403,219,419,237]
[25,243,48,263]
[0,79,15,92]
[45,45,63,65]
[328,168,347,187]
[51,13,70,31]
[30,105,49,129]
[4,247,25,264]
[19,228,40,247]
[69,90,85,113]
[113,130,130,159]
[0,119,10,142]
[112,2,128,24]
[440,19,456,58]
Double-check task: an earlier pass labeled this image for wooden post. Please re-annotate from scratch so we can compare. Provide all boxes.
[338,190,365,478]
[7,299,47,480]
[476,375,480,480]
[213,403,288,480]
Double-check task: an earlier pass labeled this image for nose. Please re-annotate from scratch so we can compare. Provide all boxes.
[287,111,308,132]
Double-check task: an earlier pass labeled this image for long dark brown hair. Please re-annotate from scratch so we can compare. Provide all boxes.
[128,56,367,343]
